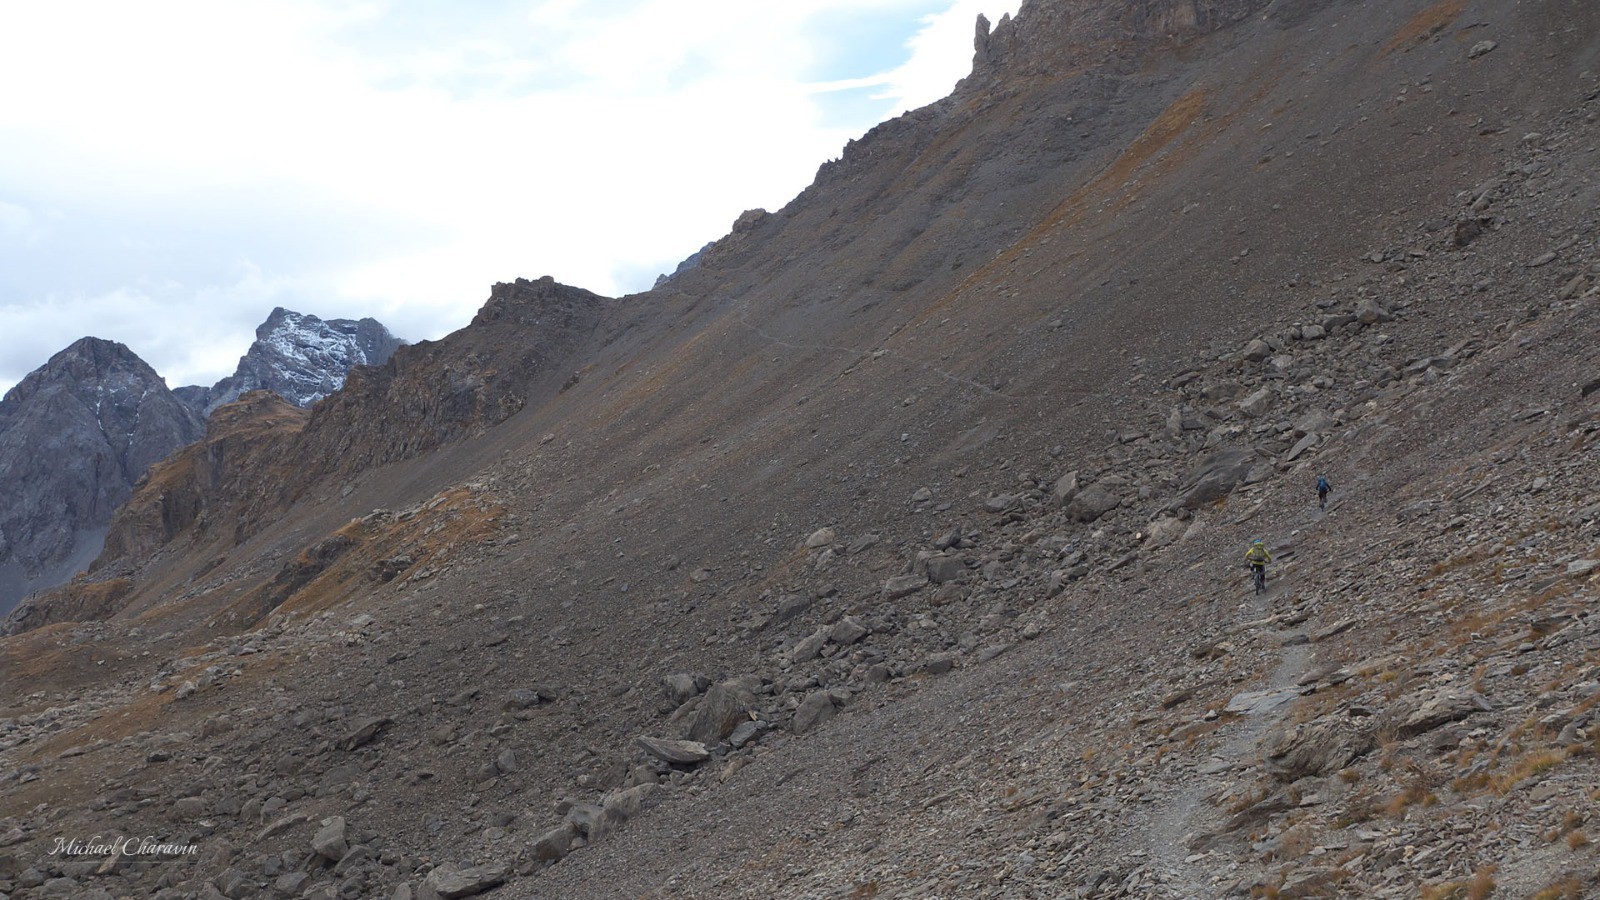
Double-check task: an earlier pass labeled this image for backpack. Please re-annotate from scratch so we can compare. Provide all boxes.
[1316,476,1330,492]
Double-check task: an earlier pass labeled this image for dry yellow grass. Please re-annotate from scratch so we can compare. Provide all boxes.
[1529,878,1583,900]
[1419,866,1497,900]
[1491,749,1569,795]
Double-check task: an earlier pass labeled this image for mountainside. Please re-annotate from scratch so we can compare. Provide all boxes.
[0,338,202,616]
[3,1,1600,898]
[179,307,404,417]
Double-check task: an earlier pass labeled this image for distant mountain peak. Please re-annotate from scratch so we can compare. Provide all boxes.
[0,338,202,613]
[183,308,404,417]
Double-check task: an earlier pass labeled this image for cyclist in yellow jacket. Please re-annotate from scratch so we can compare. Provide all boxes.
[1245,539,1272,593]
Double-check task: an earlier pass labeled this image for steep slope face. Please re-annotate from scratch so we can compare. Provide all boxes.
[182,307,404,416]
[2,1,1600,898]
[0,338,202,614]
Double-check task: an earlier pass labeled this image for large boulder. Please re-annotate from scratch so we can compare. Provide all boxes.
[686,682,755,744]
[1238,387,1274,417]
[1264,719,1376,781]
[532,822,577,862]
[1051,470,1080,505]
[1381,689,1491,739]
[661,673,709,706]
[791,691,838,735]
[1064,486,1121,523]
[424,864,506,898]
[924,555,966,584]
[1176,448,1256,509]
[311,817,348,861]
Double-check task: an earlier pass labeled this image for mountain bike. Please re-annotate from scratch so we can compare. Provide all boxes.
[1251,563,1266,595]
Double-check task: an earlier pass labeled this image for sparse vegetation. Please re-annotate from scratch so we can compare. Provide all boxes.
[1529,878,1584,900]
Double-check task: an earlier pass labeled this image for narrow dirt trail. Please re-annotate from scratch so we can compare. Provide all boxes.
[1140,508,1331,897]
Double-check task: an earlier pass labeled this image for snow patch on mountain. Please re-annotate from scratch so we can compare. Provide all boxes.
[184,308,404,416]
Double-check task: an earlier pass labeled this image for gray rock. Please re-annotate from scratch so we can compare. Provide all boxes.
[804,527,836,549]
[601,782,662,823]
[1142,516,1187,550]
[338,716,391,751]
[1565,559,1600,578]
[728,719,768,749]
[791,691,838,735]
[172,796,208,819]
[1355,298,1393,325]
[1242,339,1272,362]
[1225,688,1301,716]
[423,864,506,898]
[636,735,710,765]
[494,749,518,775]
[923,652,961,675]
[1383,689,1491,738]
[1285,431,1320,461]
[829,616,870,645]
[533,822,577,862]
[662,673,709,706]
[687,682,754,744]
[983,494,1019,512]
[38,879,82,898]
[1051,470,1080,504]
[256,811,311,840]
[1177,447,1256,509]
[882,574,928,599]
[564,802,608,838]
[1064,487,1120,523]
[503,687,552,710]
[1467,39,1497,58]
[845,533,880,555]
[925,556,966,584]
[1237,387,1274,416]
[1264,720,1375,780]
[311,816,348,861]
[975,644,1011,664]
[789,626,830,663]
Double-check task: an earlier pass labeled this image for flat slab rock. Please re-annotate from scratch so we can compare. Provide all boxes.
[1225,687,1302,716]
[424,864,507,898]
[1385,688,1491,738]
[636,735,710,765]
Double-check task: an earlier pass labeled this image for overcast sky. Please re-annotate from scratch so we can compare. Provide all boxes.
[0,0,1021,396]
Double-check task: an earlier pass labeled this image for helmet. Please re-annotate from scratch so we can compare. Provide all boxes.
[1251,539,1265,546]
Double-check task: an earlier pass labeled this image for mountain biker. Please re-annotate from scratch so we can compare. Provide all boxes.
[1316,475,1331,510]
[1245,539,1272,593]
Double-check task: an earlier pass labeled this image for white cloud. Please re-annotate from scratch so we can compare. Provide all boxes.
[0,1,1021,396]
[0,201,47,247]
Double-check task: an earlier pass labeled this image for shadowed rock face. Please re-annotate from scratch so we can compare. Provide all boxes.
[181,308,405,417]
[0,338,203,613]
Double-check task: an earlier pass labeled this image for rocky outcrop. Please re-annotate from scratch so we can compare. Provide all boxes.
[292,277,607,481]
[181,308,403,416]
[0,338,202,613]
[96,391,308,571]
